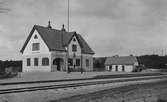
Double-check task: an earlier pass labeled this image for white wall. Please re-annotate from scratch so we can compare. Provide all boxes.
[22,54,51,72]
[22,30,51,72]
[82,54,93,71]
[125,65,133,72]
[68,36,81,56]
[23,30,50,55]
[107,65,134,72]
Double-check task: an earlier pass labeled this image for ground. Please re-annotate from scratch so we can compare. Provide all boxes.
[0,72,166,102]
[0,72,134,83]
[50,80,167,102]
[0,79,166,102]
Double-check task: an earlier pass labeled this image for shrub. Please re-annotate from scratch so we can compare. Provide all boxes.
[157,99,167,102]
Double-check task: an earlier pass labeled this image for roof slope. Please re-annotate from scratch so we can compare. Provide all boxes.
[20,25,95,54]
[105,56,138,65]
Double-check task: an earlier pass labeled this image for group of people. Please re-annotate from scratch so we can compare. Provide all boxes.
[67,64,83,74]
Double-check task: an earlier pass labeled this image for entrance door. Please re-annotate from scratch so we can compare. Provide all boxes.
[53,58,64,71]
[56,61,61,71]
[122,65,125,72]
[115,65,118,71]
[109,66,112,71]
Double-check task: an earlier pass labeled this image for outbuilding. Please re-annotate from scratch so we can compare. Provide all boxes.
[105,55,139,72]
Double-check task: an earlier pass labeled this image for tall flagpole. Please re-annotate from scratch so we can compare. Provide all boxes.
[67,0,70,32]
[67,0,70,73]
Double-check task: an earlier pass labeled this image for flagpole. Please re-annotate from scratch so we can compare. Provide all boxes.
[67,0,70,73]
[67,0,70,32]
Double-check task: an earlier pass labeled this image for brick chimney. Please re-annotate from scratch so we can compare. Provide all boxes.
[61,24,66,32]
[48,20,52,29]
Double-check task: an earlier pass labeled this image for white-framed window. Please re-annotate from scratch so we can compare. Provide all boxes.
[115,65,118,71]
[32,43,40,51]
[73,38,76,42]
[72,44,77,52]
[34,35,38,39]
[76,59,80,66]
[68,58,73,66]
[42,57,49,66]
[122,65,125,71]
[27,58,31,66]
[34,58,38,66]
[86,59,89,67]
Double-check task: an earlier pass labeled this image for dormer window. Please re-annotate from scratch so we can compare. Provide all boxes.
[32,43,40,51]
[34,35,38,39]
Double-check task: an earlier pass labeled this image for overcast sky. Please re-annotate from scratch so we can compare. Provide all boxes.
[0,0,166,60]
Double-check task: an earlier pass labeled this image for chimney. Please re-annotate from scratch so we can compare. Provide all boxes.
[48,20,52,29]
[61,24,66,32]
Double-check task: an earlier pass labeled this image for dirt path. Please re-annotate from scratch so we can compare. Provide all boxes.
[51,80,167,102]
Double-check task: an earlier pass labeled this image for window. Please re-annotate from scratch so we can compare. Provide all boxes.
[42,58,49,66]
[34,58,38,66]
[122,65,125,72]
[34,35,38,39]
[86,59,89,67]
[73,38,76,42]
[72,44,77,52]
[115,65,118,71]
[76,59,80,66]
[68,58,73,66]
[32,43,40,51]
[109,66,112,70]
[27,58,31,66]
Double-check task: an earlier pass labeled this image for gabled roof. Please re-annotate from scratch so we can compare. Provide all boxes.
[20,25,95,54]
[105,56,138,65]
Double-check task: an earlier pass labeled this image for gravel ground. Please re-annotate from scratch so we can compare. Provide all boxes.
[0,75,164,90]
[0,79,166,102]
[50,80,167,102]
[0,72,134,83]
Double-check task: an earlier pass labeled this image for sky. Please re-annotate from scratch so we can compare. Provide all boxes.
[0,0,166,60]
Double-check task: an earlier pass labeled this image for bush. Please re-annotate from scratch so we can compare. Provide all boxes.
[0,72,18,79]
[157,99,167,102]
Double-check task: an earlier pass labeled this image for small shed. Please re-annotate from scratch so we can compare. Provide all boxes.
[105,56,139,72]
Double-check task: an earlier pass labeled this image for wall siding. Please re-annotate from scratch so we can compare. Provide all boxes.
[82,54,93,71]
[68,36,81,56]
[22,53,51,72]
[106,65,134,72]
[23,30,50,55]
[22,30,94,72]
[22,30,51,72]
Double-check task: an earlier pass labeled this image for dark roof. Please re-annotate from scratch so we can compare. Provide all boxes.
[20,25,95,54]
[105,56,138,65]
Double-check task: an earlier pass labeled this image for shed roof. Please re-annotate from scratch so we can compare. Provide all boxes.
[105,56,138,65]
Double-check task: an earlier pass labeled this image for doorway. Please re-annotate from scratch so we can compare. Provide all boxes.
[53,58,64,71]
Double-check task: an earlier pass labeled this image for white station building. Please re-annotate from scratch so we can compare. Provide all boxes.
[20,22,95,72]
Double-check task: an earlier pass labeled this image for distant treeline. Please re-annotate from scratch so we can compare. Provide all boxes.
[0,55,167,72]
[137,55,167,69]
[93,55,167,71]
[93,57,106,71]
[0,60,22,72]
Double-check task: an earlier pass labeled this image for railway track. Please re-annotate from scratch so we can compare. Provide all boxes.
[0,72,164,86]
[0,74,166,95]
